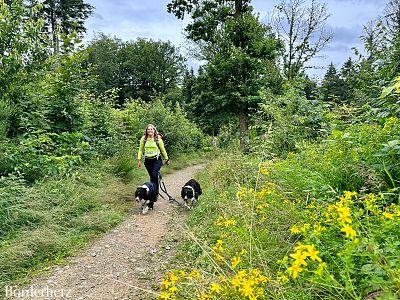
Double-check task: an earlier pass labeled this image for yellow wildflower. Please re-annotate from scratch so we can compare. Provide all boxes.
[236,187,247,199]
[224,219,236,227]
[383,211,394,220]
[290,250,307,263]
[188,269,200,280]
[304,246,322,262]
[159,291,172,299]
[170,273,179,284]
[198,292,211,300]
[162,278,172,289]
[290,225,301,234]
[343,191,357,200]
[287,263,303,279]
[231,256,241,269]
[241,280,256,299]
[210,282,222,293]
[341,225,357,239]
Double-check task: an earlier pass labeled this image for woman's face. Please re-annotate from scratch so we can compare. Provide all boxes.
[146,126,155,136]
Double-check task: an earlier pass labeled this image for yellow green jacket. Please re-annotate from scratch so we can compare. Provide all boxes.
[137,136,169,160]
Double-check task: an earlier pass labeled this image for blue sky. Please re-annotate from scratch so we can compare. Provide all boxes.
[84,0,388,79]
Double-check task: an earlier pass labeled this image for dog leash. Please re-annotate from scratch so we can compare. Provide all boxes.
[158,171,181,206]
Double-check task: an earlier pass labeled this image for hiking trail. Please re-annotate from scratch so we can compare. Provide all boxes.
[17,164,205,300]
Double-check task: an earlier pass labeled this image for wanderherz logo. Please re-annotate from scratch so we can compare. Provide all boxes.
[5,285,71,298]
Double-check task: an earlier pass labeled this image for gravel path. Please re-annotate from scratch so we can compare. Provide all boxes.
[13,164,205,300]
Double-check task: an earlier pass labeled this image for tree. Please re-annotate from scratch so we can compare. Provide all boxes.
[168,0,282,150]
[86,34,124,99]
[321,62,347,103]
[381,0,400,41]
[28,0,93,53]
[0,0,49,137]
[339,57,357,101]
[272,0,333,80]
[86,35,186,105]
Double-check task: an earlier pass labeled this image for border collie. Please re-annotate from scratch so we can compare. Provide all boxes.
[135,182,158,214]
[181,179,202,209]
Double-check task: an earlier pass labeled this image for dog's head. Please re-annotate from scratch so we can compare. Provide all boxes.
[181,185,195,201]
[135,185,149,202]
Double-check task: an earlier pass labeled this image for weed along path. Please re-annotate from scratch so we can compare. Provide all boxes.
[16,164,205,300]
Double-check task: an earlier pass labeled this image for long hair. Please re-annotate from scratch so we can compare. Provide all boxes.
[143,124,159,140]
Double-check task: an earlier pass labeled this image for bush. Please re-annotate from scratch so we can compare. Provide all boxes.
[249,85,329,157]
[0,131,90,182]
[123,99,206,156]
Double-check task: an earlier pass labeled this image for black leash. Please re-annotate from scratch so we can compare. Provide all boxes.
[158,171,181,206]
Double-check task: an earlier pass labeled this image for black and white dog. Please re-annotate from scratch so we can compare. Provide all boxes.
[135,182,158,214]
[181,179,202,209]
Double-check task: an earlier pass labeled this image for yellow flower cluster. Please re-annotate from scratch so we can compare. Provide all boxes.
[212,239,224,261]
[158,269,201,299]
[236,187,251,199]
[259,161,273,176]
[256,188,271,200]
[159,271,182,299]
[289,223,320,235]
[230,269,269,300]
[215,216,236,227]
[286,243,323,279]
[326,191,358,239]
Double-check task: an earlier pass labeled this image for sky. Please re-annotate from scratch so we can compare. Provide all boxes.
[84,0,389,79]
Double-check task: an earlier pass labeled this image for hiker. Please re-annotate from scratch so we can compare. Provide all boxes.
[137,124,170,191]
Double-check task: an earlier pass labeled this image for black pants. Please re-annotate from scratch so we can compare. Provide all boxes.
[144,156,162,193]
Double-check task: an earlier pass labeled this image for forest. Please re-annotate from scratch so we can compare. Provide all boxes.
[0,0,399,299]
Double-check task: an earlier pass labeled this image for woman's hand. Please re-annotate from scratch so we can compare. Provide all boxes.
[137,160,142,168]
[165,159,170,166]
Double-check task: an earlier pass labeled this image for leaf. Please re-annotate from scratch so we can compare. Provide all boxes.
[379,86,394,99]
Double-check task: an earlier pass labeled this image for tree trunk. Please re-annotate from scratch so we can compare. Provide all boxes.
[239,107,248,151]
[49,0,59,54]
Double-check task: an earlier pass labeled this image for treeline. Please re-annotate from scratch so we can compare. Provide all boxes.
[164,0,400,154]
[0,0,205,184]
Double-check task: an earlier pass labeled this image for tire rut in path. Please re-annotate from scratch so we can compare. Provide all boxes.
[17,164,205,300]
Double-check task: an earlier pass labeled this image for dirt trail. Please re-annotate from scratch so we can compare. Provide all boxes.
[14,164,205,300]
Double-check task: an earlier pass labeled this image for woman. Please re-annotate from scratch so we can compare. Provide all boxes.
[137,124,170,192]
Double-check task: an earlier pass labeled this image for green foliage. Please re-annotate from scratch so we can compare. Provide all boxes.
[164,121,400,298]
[271,118,400,198]
[123,99,206,156]
[377,76,400,119]
[250,84,329,156]
[0,131,90,182]
[81,89,126,156]
[27,0,93,53]
[0,0,49,137]
[168,0,283,149]
[86,35,186,104]
[321,62,349,104]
